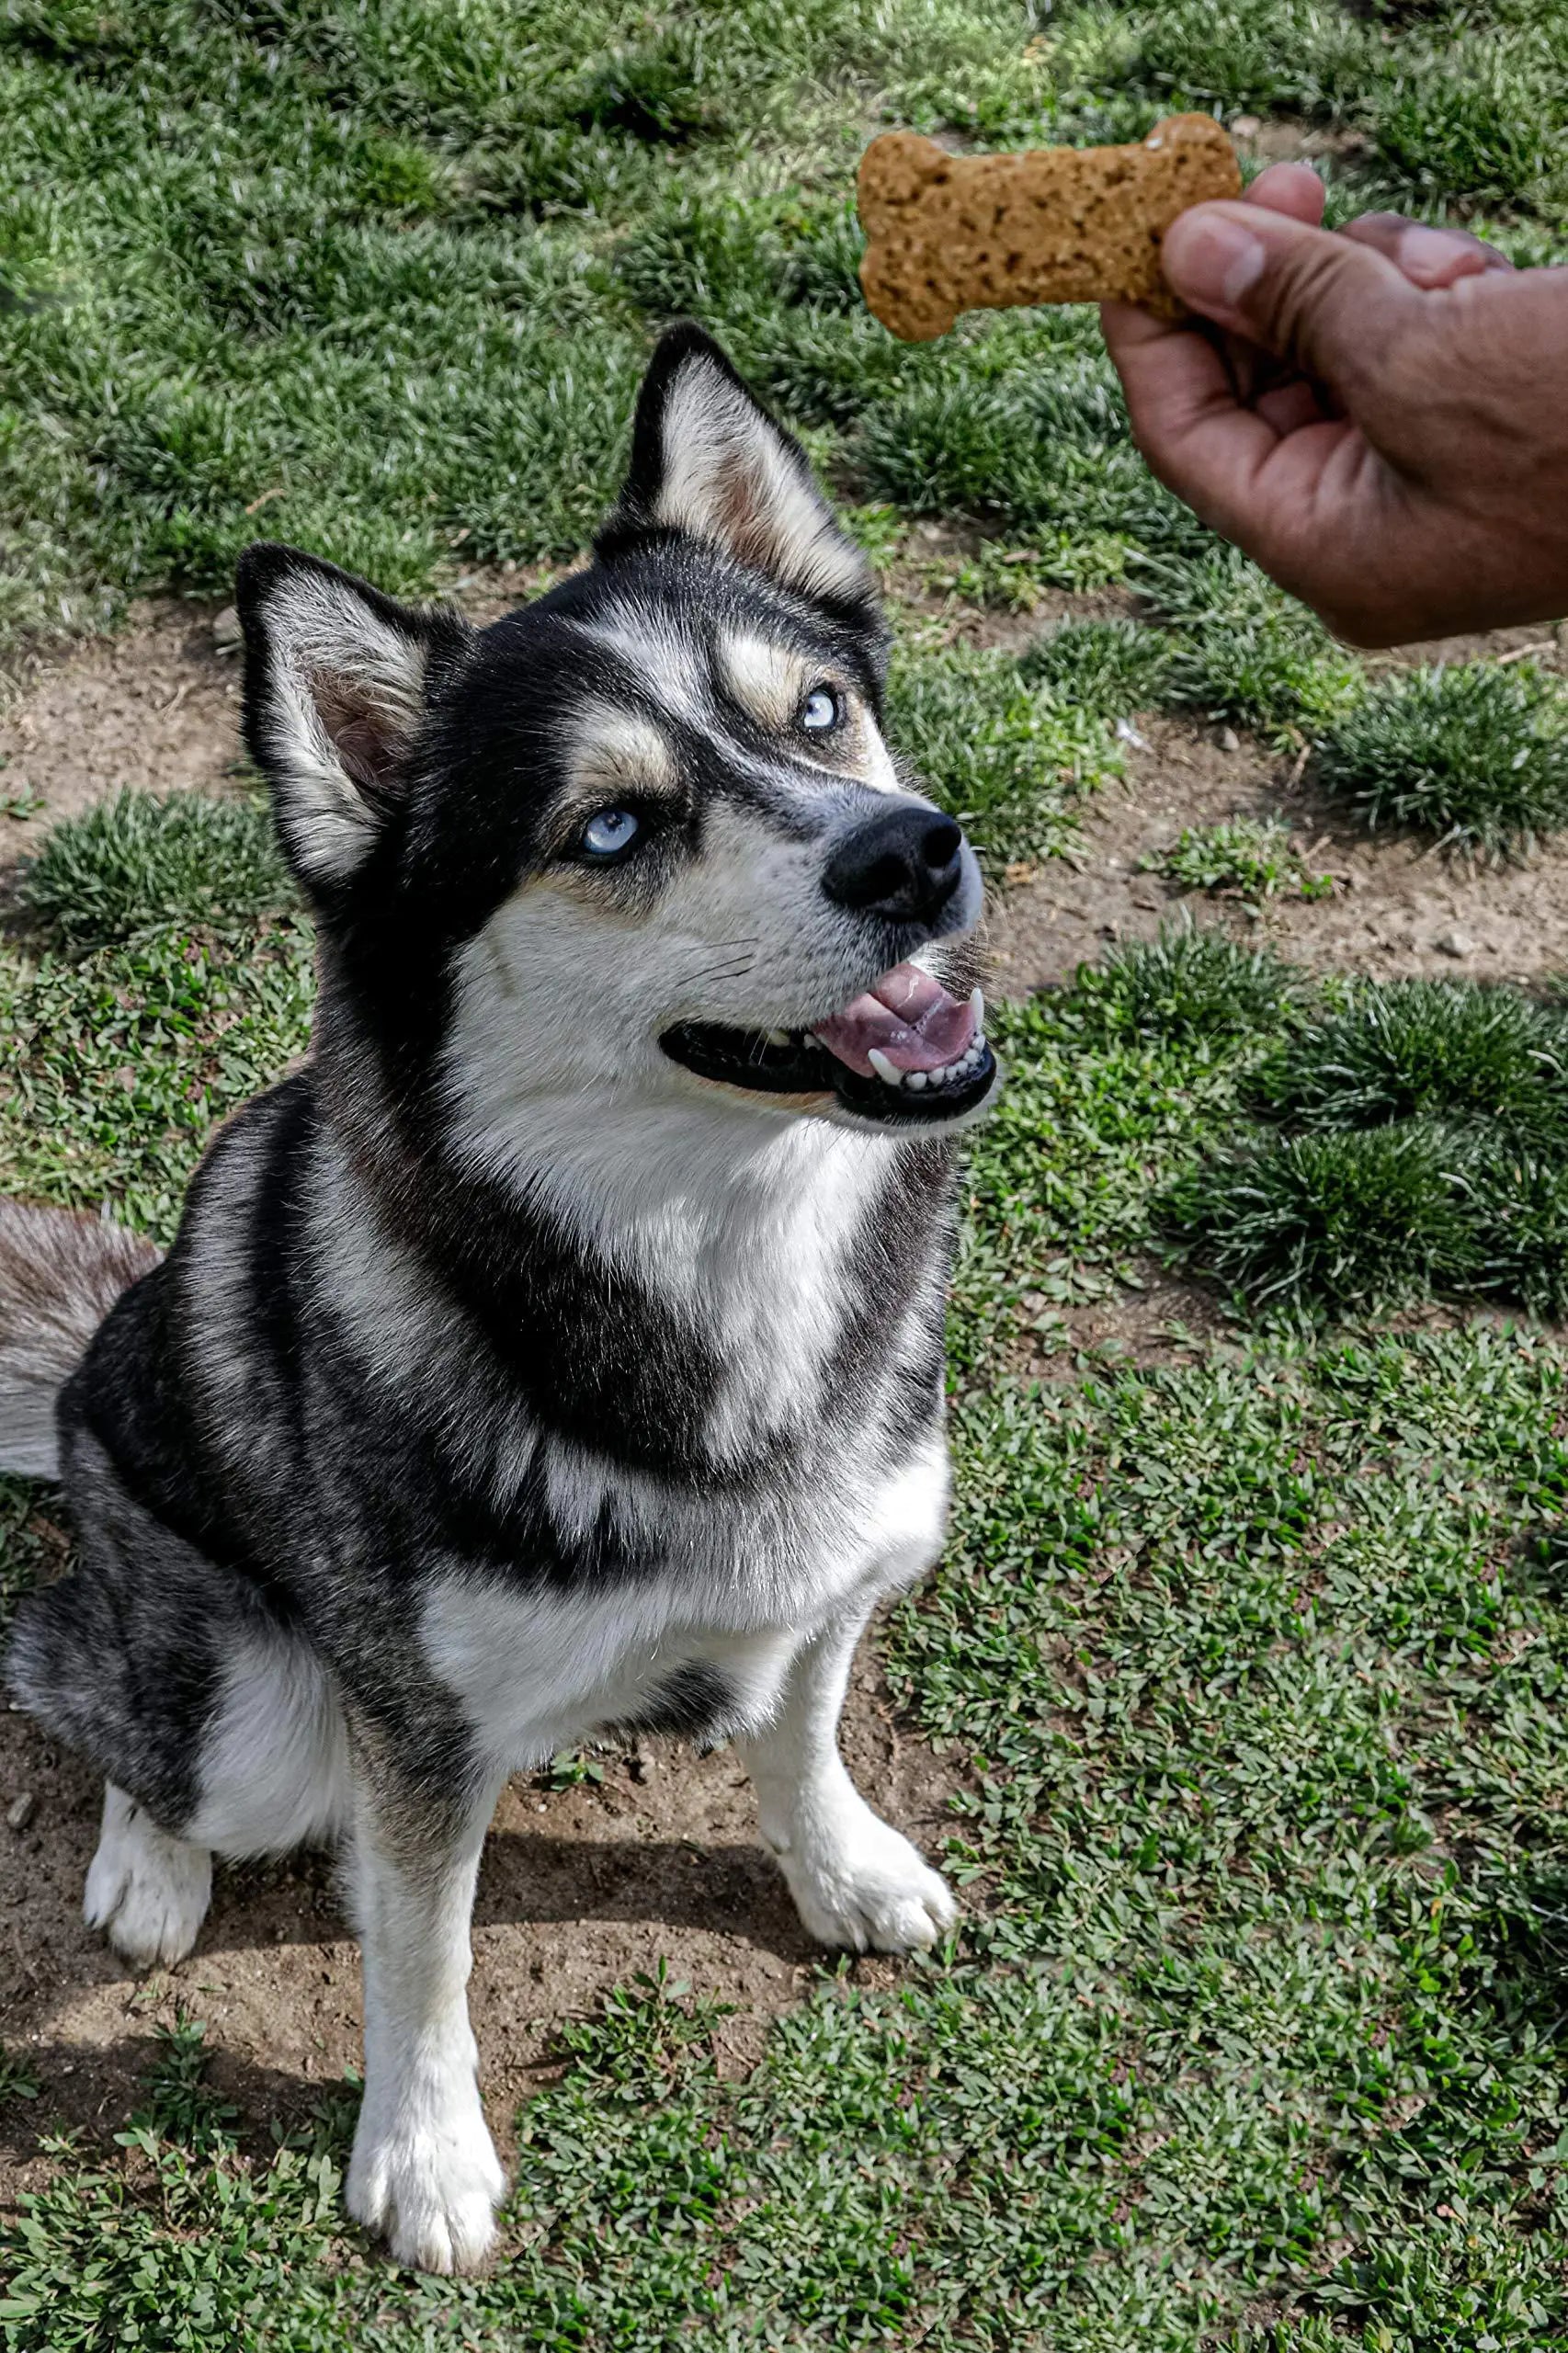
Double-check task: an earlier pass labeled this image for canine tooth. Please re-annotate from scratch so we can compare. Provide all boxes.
[868,1048,904,1087]
[766,1029,791,1047]
[968,988,984,1030]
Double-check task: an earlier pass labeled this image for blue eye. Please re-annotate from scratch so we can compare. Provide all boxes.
[581,807,641,859]
[801,687,839,734]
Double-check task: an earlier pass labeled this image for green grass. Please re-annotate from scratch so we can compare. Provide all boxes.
[1141,546,1365,741]
[1017,618,1174,717]
[1154,815,1335,902]
[1070,921,1301,1044]
[0,796,311,1238]
[1258,980,1568,1144]
[1164,976,1568,1314]
[20,788,293,948]
[1314,665,1568,852]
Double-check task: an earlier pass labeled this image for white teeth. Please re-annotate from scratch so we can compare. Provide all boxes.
[766,1029,791,1047]
[969,988,984,1029]
[866,1023,992,1101]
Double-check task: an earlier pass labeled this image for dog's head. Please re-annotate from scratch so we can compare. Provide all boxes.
[237,326,1000,1149]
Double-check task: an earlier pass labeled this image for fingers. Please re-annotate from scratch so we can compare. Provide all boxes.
[1099,292,1292,531]
[1341,210,1515,287]
[1243,162,1326,227]
[1159,201,1419,390]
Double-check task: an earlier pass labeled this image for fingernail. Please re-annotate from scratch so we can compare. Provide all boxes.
[1398,222,1487,286]
[1164,212,1267,313]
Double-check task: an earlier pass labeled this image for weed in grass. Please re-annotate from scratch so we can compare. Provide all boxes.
[1153,815,1334,902]
[1142,545,1364,738]
[1313,661,1568,850]
[1161,1123,1480,1308]
[1258,978,1568,1144]
[1017,617,1174,718]
[885,640,1123,866]
[133,2016,238,2154]
[1071,922,1299,1043]
[21,790,294,948]
[0,2046,40,2105]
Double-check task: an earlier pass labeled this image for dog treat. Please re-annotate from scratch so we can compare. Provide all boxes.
[857,113,1241,339]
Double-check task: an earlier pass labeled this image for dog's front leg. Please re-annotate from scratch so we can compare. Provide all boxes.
[740,1605,958,1956]
[344,1746,506,2274]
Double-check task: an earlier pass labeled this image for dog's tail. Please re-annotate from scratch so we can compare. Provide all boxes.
[0,1202,160,1479]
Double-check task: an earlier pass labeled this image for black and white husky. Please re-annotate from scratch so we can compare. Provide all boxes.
[1,327,1000,2272]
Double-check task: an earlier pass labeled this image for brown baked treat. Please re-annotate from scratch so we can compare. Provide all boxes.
[857,114,1241,339]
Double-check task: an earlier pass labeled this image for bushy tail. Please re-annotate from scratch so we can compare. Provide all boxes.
[0,1203,160,1478]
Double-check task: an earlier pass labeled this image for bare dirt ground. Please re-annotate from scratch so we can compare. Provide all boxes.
[3,583,1565,2205]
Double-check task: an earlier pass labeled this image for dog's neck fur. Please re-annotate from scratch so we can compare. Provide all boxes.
[314,1013,956,1484]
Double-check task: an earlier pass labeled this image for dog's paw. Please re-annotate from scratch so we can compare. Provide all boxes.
[347,2097,506,2276]
[773,1806,958,1955]
[85,1784,212,1969]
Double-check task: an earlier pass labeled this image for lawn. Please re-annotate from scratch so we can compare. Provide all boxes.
[5,4,1568,2347]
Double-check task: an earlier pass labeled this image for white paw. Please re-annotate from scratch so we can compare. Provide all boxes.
[771,1805,958,1955]
[85,1784,211,1968]
[347,2096,506,2275]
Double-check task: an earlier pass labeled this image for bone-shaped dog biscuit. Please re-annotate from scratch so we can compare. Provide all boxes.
[857,114,1241,339]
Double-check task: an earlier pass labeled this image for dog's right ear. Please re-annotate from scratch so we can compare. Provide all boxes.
[236,543,472,896]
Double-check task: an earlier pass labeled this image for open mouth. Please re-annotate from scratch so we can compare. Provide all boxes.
[660,961,999,1126]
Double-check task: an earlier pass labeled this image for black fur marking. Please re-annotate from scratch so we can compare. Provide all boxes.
[596,323,884,645]
[604,1660,742,1748]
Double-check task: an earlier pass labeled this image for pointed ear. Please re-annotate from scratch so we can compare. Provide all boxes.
[235,544,472,894]
[599,325,875,614]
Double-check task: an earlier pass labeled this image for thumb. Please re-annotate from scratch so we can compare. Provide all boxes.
[1161,200,1416,384]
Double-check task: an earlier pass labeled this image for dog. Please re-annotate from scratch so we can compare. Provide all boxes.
[0,324,1001,2274]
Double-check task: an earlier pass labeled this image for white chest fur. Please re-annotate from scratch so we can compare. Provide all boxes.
[418,1429,949,1772]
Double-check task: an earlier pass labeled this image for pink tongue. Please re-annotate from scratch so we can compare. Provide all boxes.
[812,961,975,1077]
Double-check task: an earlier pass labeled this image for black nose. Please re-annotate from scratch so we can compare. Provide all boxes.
[822,804,965,926]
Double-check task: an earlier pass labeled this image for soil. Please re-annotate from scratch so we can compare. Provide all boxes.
[3,583,1566,2204]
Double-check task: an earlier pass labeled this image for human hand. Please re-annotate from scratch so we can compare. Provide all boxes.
[1100,164,1568,646]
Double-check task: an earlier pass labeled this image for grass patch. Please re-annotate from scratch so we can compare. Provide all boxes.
[1313,663,1568,851]
[1017,617,1173,718]
[1141,546,1364,739]
[1070,922,1300,1044]
[1153,815,1334,902]
[1258,979,1568,1143]
[20,789,293,948]
[1164,1122,1479,1308]
[0,906,315,1242]
[1169,979,1568,1313]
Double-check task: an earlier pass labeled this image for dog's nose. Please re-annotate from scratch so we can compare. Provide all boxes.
[822,804,966,926]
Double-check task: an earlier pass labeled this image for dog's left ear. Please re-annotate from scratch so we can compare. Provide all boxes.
[600,324,875,614]
[236,543,472,897]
